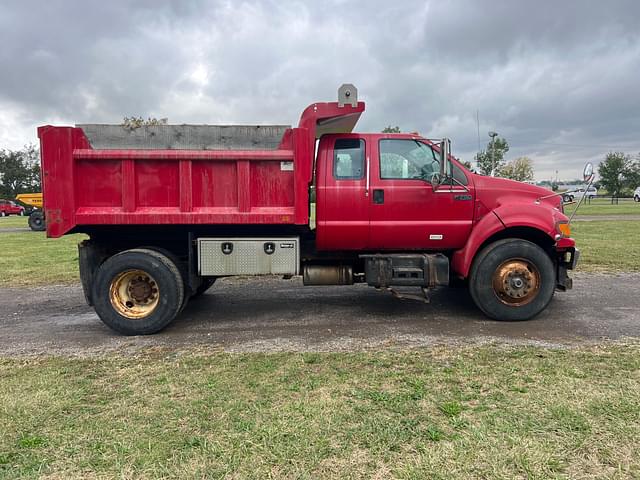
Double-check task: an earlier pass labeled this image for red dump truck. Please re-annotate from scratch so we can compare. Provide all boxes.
[38,85,578,335]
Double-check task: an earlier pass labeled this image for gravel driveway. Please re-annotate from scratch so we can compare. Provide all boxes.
[0,272,639,356]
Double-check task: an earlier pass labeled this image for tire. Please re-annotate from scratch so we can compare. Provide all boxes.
[0,211,5,217]
[635,196,640,203]
[191,277,217,298]
[140,246,191,313]
[469,239,556,321]
[19,209,24,216]
[91,249,185,335]
[28,211,46,231]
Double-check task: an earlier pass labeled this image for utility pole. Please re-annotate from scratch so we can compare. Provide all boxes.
[488,131,498,176]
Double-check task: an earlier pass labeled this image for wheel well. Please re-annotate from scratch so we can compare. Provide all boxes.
[477,226,555,258]
[78,238,191,306]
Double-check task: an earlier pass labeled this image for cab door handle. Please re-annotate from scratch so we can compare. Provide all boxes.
[373,189,384,204]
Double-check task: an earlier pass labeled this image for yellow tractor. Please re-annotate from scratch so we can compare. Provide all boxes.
[15,193,46,231]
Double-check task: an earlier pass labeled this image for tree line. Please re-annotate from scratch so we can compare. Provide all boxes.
[0,145,41,199]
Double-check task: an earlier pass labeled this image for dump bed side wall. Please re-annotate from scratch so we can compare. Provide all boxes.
[38,126,311,238]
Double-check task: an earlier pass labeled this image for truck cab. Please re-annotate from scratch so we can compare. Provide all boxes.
[316,133,474,251]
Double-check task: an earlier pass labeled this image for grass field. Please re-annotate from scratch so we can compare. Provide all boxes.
[571,221,640,271]
[1,345,639,479]
[0,231,87,286]
[0,216,29,229]
[569,198,639,216]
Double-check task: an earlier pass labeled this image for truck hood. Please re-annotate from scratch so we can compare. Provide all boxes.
[471,174,566,220]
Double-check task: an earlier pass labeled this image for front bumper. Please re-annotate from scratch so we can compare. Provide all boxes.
[556,247,579,291]
[564,247,580,270]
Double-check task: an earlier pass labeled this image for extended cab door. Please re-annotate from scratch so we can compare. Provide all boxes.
[315,134,370,250]
[368,137,474,250]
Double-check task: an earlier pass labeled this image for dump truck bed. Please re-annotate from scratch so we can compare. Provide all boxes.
[38,101,365,238]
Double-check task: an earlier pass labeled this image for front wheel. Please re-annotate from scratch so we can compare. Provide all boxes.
[92,249,185,335]
[469,239,556,321]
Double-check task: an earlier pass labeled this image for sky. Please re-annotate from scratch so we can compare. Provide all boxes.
[1,0,639,181]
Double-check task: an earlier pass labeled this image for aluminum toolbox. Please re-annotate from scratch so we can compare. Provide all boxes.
[198,237,299,276]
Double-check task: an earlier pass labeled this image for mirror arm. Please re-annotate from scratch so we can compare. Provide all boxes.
[444,173,470,192]
[568,173,596,224]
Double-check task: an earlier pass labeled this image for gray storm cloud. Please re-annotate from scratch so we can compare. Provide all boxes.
[1,0,639,180]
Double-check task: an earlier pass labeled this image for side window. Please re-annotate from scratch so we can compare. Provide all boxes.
[379,139,438,180]
[452,163,469,186]
[333,139,365,180]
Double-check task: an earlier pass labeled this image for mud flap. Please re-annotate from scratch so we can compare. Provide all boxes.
[78,241,109,306]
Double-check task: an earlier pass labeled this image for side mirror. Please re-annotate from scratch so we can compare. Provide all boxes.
[434,138,450,190]
[583,162,594,183]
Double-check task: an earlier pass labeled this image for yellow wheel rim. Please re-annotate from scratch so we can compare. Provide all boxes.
[491,259,540,306]
[109,269,160,319]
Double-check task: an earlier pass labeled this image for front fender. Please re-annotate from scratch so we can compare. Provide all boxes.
[451,203,559,278]
[493,202,559,238]
[451,211,505,278]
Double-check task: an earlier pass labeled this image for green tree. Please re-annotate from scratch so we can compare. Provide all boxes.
[499,156,534,182]
[475,137,509,175]
[382,126,401,133]
[461,160,473,170]
[0,144,41,198]
[625,154,640,189]
[597,152,637,198]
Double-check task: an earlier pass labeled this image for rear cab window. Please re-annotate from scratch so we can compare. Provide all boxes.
[333,139,365,180]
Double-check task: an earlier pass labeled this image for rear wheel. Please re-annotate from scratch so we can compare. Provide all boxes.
[28,211,46,231]
[469,239,555,321]
[635,195,640,202]
[0,211,5,217]
[92,249,184,335]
